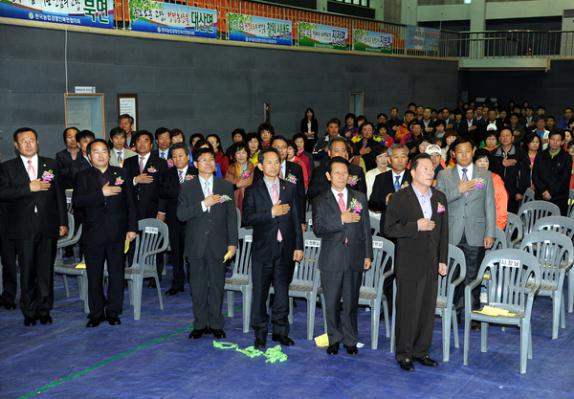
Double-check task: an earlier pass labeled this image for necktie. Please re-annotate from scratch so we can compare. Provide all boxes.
[462,168,469,197]
[205,180,212,212]
[178,170,184,184]
[161,151,166,160]
[272,184,283,242]
[27,159,36,181]
[338,193,348,244]
[394,175,401,192]
[117,152,123,166]
[139,156,146,174]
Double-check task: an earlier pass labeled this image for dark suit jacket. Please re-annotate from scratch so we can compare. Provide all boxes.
[163,166,196,231]
[254,161,305,224]
[368,170,412,233]
[312,189,373,272]
[457,119,481,141]
[308,163,366,201]
[243,178,303,262]
[384,186,448,281]
[72,166,137,247]
[177,177,238,260]
[55,149,91,189]
[0,156,67,239]
[153,148,172,162]
[124,152,169,220]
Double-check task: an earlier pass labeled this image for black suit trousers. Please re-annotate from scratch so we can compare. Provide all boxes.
[250,243,295,337]
[0,234,18,301]
[15,236,56,318]
[188,254,226,330]
[168,223,186,289]
[85,241,126,319]
[455,234,485,313]
[321,269,362,347]
[395,271,438,361]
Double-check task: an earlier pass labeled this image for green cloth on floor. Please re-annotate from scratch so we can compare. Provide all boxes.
[212,341,288,363]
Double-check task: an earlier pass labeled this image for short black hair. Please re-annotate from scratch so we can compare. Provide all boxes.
[155,127,170,140]
[271,135,288,146]
[326,118,341,127]
[62,127,79,143]
[189,133,204,146]
[328,156,349,173]
[229,141,249,158]
[118,114,134,123]
[549,129,565,140]
[404,110,415,116]
[451,136,476,151]
[257,123,275,137]
[87,139,110,155]
[109,127,126,139]
[258,147,280,163]
[193,147,215,162]
[231,128,247,142]
[13,127,38,142]
[328,137,348,151]
[171,142,189,155]
[170,128,185,139]
[473,148,491,163]
[76,130,96,142]
[134,130,154,143]
[411,153,432,170]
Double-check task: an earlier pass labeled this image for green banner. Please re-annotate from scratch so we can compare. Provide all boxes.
[353,29,393,53]
[298,22,348,50]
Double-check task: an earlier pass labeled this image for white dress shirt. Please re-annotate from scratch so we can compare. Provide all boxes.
[20,154,39,180]
[199,175,214,212]
[133,152,151,185]
[457,163,474,181]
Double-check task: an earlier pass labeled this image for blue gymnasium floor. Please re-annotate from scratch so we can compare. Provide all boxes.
[1,270,574,399]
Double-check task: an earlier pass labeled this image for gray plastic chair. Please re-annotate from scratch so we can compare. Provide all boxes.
[287,232,322,340]
[520,187,535,208]
[533,216,574,314]
[358,237,394,350]
[124,219,169,320]
[492,228,508,251]
[370,214,381,236]
[463,249,541,374]
[225,228,253,333]
[505,212,523,248]
[517,200,560,235]
[53,214,89,313]
[436,244,467,362]
[567,190,574,218]
[520,231,574,339]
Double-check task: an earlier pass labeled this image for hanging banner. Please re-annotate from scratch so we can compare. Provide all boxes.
[298,22,348,50]
[227,13,292,46]
[353,29,393,53]
[406,26,440,52]
[0,0,114,28]
[130,2,217,38]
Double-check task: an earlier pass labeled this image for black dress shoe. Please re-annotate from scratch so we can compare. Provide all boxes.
[0,297,17,310]
[24,316,37,327]
[271,334,295,346]
[211,329,226,339]
[326,342,339,355]
[254,338,266,350]
[398,358,415,371]
[107,315,122,326]
[147,279,157,289]
[39,314,53,325]
[344,345,358,355]
[413,355,438,367]
[165,287,184,296]
[189,328,207,339]
[86,316,105,328]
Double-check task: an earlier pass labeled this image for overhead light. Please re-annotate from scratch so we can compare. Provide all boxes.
[464,0,472,4]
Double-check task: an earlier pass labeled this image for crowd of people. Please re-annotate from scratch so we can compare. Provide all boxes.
[0,101,573,371]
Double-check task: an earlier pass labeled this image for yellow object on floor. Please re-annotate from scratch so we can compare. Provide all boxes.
[124,240,130,254]
[474,305,516,317]
[75,263,86,269]
[314,333,329,348]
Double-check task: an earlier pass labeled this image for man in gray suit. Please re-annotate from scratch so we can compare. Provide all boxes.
[177,147,238,340]
[436,137,495,324]
[109,128,136,168]
[312,157,373,356]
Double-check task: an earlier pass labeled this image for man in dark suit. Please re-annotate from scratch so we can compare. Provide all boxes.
[124,131,169,279]
[458,108,481,142]
[254,136,306,227]
[177,148,238,340]
[162,143,195,295]
[0,179,18,310]
[385,154,449,371]
[153,127,172,161]
[73,139,138,327]
[308,137,366,201]
[312,157,372,355]
[0,128,68,326]
[243,148,304,349]
[55,127,80,189]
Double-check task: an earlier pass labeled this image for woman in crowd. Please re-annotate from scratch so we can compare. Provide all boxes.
[441,130,458,164]
[480,131,499,153]
[300,108,318,153]
[246,132,261,165]
[286,141,309,190]
[226,128,247,158]
[342,113,358,138]
[207,134,230,176]
[374,124,395,149]
[224,142,255,215]
[563,129,572,151]
[524,133,542,188]
[365,147,389,200]
[292,133,312,176]
[352,122,383,171]
[474,149,508,230]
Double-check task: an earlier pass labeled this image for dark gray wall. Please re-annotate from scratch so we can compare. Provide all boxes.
[0,24,459,159]
[461,60,574,117]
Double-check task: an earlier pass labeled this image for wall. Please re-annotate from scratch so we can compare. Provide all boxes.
[461,60,574,117]
[0,23,459,159]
